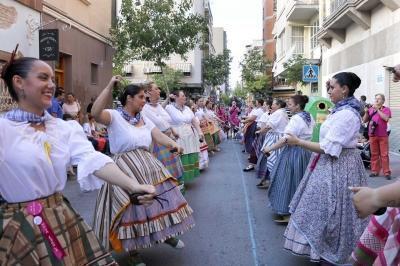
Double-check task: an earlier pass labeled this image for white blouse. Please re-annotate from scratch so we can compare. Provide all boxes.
[0,117,113,203]
[165,105,195,126]
[195,108,207,120]
[142,103,172,132]
[106,109,155,154]
[257,112,270,128]
[320,108,361,158]
[284,113,315,140]
[249,107,264,121]
[267,108,289,134]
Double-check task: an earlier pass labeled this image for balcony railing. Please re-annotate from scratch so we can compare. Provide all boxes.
[330,0,348,15]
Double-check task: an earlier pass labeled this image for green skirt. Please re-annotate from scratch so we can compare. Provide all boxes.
[212,132,221,146]
[180,153,200,182]
[204,133,215,151]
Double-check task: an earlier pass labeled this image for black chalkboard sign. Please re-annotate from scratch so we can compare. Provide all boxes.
[39,29,59,61]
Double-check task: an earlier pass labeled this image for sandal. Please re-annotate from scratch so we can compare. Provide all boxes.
[243,165,255,172]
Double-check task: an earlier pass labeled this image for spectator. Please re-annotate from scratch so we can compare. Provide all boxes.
[86,96,96,114]
[62,92,81,120]
[47,86,64,118]
[83,115,110,155]
[359,95,367,116]
[363,93,391,179]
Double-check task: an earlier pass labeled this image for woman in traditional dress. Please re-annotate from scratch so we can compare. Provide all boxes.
[255,99,288,187]
[195,97,215,153]
[263,95,314,223]
[242,99,265,172]
[228,100,240,138]
[283,72,368,264]
[166,90,203,181]
[142,82,185,190]
[0,55,155,265]
[205,100,223,151]
[91,79,195,261]
[216,103,229,137]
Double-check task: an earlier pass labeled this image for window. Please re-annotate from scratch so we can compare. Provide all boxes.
[310,20,320,50]
[91,63,98,85]
[277,30,286,58]
[291,26,304,55]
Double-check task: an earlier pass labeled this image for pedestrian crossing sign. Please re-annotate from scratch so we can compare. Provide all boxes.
[302,65,319,83]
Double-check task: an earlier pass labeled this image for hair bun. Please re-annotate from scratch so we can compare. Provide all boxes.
[348,72,361,89]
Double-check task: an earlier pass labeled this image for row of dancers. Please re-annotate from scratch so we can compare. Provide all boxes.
[0,51,224,265]
[241,71,400,265]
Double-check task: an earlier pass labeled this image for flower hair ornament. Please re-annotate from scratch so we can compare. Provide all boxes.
[0,44,19,79]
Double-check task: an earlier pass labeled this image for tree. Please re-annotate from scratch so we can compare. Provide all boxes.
[240,47,272,96]
[203,49,233,88]
[112,0,207,92]
[232,82,248,100]
[151,66,184,92]
[282,55,308,86]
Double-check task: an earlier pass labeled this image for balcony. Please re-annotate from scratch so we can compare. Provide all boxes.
[286,0,319,22]
[318,0,399,47]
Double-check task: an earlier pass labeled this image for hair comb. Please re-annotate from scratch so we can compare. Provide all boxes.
[1,44,19,78]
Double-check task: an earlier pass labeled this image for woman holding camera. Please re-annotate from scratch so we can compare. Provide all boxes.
[363,93,392,179]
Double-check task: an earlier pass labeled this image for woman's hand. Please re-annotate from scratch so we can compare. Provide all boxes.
[263,147,271,156]
[171,128,180,139]
[133,184,156,206]
[199,133,205,142]
[285,133,300,146]
[108,75,123,89]
[350,186,380,218]
[170,142,184,155]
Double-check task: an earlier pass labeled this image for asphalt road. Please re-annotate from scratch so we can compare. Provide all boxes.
[64,140,395,266]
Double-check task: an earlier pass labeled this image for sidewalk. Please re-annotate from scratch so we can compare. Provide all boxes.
[367,152,400,188]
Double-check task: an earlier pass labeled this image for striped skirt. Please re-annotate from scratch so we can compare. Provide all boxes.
[268,146,312,215]
[351,207,400,265]
[257,132,284,179]
[284,149,368,264]
[253,132,266,159]
[151,142,184,181]
[93,149,195,251]
[0,193,116,265]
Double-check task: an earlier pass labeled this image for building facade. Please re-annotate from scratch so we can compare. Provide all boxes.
[272,0,320,97]
[0,0,42,112]
[41,0,114,111]
[212,26,228,94]
[317,0,400,151]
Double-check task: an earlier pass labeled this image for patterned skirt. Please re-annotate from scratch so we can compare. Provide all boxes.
[151,142,184,181]
[199,142,209,170]
[257,132,284,179]
[268,146,311,215]
[93,149,195,251]
[0,193,116,265]
[253,131,266,159]
[284,149,368,264]
[200,120,215,151]
[351,207,400,265]
[244,122,257,153]
[181,153,200,181]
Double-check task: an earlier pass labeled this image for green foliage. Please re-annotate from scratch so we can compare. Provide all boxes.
[112,78,130,100]
[232,83,248,99]
[203,49,233,88]
[220,93,231,105]
[151,66,184,93]
[240,47,272,96]
[282,55,308,86]
[112,0,207,70]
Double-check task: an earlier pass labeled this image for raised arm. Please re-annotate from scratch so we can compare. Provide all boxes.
[91,76,123,126]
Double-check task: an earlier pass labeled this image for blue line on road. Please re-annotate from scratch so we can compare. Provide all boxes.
[234,145,259,266]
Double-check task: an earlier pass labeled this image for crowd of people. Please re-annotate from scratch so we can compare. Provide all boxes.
[237,68,400,265]
[2,46,400,266]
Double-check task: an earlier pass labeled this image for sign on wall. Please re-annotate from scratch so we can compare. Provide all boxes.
[302,65,319,83]
[39,29,59,61]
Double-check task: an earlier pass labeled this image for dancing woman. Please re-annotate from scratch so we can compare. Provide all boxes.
[263,95,314,223]
[91,78,195,257]
[165,91,203,181]
[0,55,155,265]
[195,97,214,152]
[142,82,184,188]
[256,99,288,186]
[283,72,368,264]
